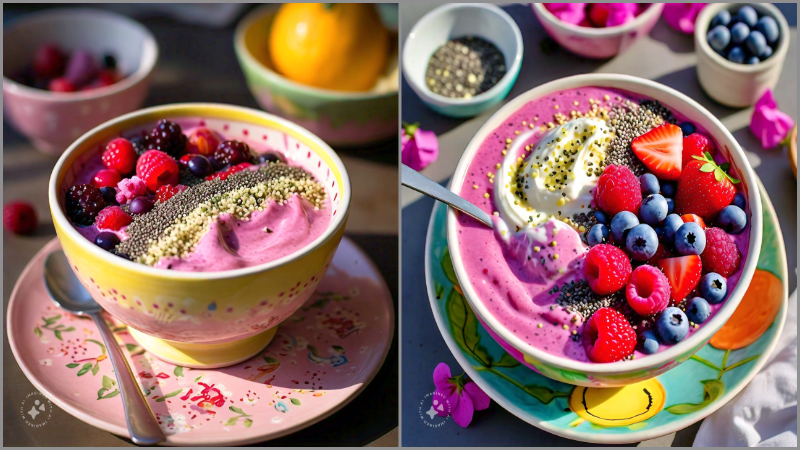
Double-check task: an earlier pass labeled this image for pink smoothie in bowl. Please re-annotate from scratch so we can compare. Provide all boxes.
[448,77,758,378]
[60,118,331,272]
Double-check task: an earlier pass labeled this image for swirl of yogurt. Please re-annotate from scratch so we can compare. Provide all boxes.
[494,117,613,230]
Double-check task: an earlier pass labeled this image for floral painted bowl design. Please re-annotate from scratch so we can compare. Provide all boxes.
[48,103,351,367]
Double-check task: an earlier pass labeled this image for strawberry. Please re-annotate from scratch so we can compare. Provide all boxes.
[136,150,179,192]
[3,201,38,235]
[682,133,716,167]
[48,77,76,93]
[681,214,706,229]
[657,255,702,304]
[674,152,739,221]
[631,123,683,180]
[588,3,610,27]
[647,243,672,266]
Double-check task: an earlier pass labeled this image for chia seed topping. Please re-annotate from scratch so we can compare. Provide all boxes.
[425,36,506,99]
[551,279,625,320]
[116,162,326,265]
[605,99,676,176]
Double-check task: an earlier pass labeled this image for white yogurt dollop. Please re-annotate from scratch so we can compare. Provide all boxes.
[494,117,613,229]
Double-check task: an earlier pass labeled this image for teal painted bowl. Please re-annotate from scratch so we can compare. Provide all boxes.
[402,3,523,118]
[234,5,398,147]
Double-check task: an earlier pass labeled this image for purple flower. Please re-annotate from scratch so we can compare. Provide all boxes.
[544,3,587,25]
[663,3,708,34]
[401,123,439,171]
[750,89,795,149]
[606,3,639,27]
[432,362,490,427]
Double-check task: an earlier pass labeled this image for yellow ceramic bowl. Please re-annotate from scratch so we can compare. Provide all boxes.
[48,104,351,367]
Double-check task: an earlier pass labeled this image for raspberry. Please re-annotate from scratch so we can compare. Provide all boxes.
[136,150,179,192]
[65,184,107,226]
[148,119,187,157]
[582,307,636,363]
[214,140,253,166]
[625,265,670,316]
[156,184,187,203]
[32,44,66,79]
[3,201,38,235]
[115,176,148,204]
[584,244,632,296]
[594,165,642,216]
[91,169,122,188]
[701,228,742,277]
[206,162,252,181]
[102,138,137,174]
[48,77,76,93]
[95,206,132,231]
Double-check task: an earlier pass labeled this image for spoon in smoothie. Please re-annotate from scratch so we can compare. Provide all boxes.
[401,164,493,227]
[44,251,166,445]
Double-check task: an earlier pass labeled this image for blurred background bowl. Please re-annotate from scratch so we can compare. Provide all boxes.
[531,3,664,59]
[3,8,158,155]
[234,4,398,148]
[402,3,523,118]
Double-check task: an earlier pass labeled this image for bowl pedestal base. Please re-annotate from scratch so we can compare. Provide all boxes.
[128,326,278,369]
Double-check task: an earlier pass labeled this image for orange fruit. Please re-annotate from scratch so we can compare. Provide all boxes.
[710,269,783,350]
[268,3,390,92]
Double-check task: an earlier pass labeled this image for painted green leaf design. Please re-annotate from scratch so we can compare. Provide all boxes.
[54,330,63,341]
[77,362,93,376]
[194,375,203,382]
[522,385,570,404]
[91,362,100,376]
[722,354,761,373]
[102,375,115,390]
[434,282,444,300]
[243,418,253,428]
[34,327,43,337]
[174,366,184,377]
[124,343,145,356]
[666,379,725,414]
[98,389,120,400]
[61,326,75,333]
[332,345,344,353]
[263,356,278,364]
[441,248,459,285]
[155,389,183,402]
[229,406,246,415]
[225,417,238,426]
[66,363,79,369]
[492,352,521,368]
[446,288,493,366]
[290,398,301,406]
[756,190,783,277]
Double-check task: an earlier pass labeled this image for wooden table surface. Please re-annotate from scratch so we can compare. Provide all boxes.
[2,5,398,447]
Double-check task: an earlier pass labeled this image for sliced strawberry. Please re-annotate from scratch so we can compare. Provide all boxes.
[681,214,706,229]
[682,133,716,167]
[647,243,672,266]
[657,255,702,304]
[675,152,739,221]
[631,123,683,180]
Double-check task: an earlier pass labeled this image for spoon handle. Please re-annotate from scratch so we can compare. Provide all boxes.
[401,164,493,228]
[91,312,166,445]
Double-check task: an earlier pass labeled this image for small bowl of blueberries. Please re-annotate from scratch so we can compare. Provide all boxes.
[695,3,790,108]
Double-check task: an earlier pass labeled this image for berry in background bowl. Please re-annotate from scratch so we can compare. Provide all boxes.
[49,103,351,368]
[695,3,790,107]
[446,74,761,387]
[3,8,158,155]
[531,3,665,59]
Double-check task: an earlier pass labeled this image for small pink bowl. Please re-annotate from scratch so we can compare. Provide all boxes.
[531,3,665,59]
[3,8,158,155]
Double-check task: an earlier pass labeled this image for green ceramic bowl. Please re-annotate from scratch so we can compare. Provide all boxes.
[234,4,398,147]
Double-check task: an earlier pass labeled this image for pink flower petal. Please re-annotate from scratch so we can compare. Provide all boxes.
[606,4,638,27]
[434,386,459,417]
[663,3,708,34]
[544,3,587,25]
[402,128,439,171]
[432,362,452,390]
[463,381,491,411]
[450,389,475,427]
[750,89,795,149]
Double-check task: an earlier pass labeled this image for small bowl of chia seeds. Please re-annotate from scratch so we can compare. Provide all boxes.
[402,3,523,118]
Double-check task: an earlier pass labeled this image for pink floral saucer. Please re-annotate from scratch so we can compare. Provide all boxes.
[7,237,394,446]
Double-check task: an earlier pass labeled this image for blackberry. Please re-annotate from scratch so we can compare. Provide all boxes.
[102,54,116,70]
[128,132,151,156]
[149,119,187,158]
[214,140,253,166]
[65,184,106,226]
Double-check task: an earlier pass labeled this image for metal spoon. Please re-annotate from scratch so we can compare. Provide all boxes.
[401,164,493,228]
[44,251,166,445]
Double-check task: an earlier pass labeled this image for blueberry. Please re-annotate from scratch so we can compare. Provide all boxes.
[94,231,120,251]
[756,15,780,44]
[727,46,746,64]
[587,224,609,247]
[700,272,728,304]
[730,22,750,45]
[661,214,683,243]
[610,211,639,243]
[707,25,731,52]
[258,152,285,164]
[746,31,767,58]
[639,194,668,225]
[732,192,746,210]
[637,330,660,355]
[710,9,731,28]
[666,198,675,215]
[639,173,660,196]
[686,297,711,324]
[593,210,609,225]
[188,155,212,178]
[660,181,676,198]
[129,196,154,215]
[679,122,696,137]
[717,205,747,234]
[736,6,758,27]
[656,307,689,344]
[675,222,706,255]
[747,56,761,64]
[759,45,773,60]
[102,53,117,70]
[99,186,118,205]
[626,224,658,261]
[207,155,224,171]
